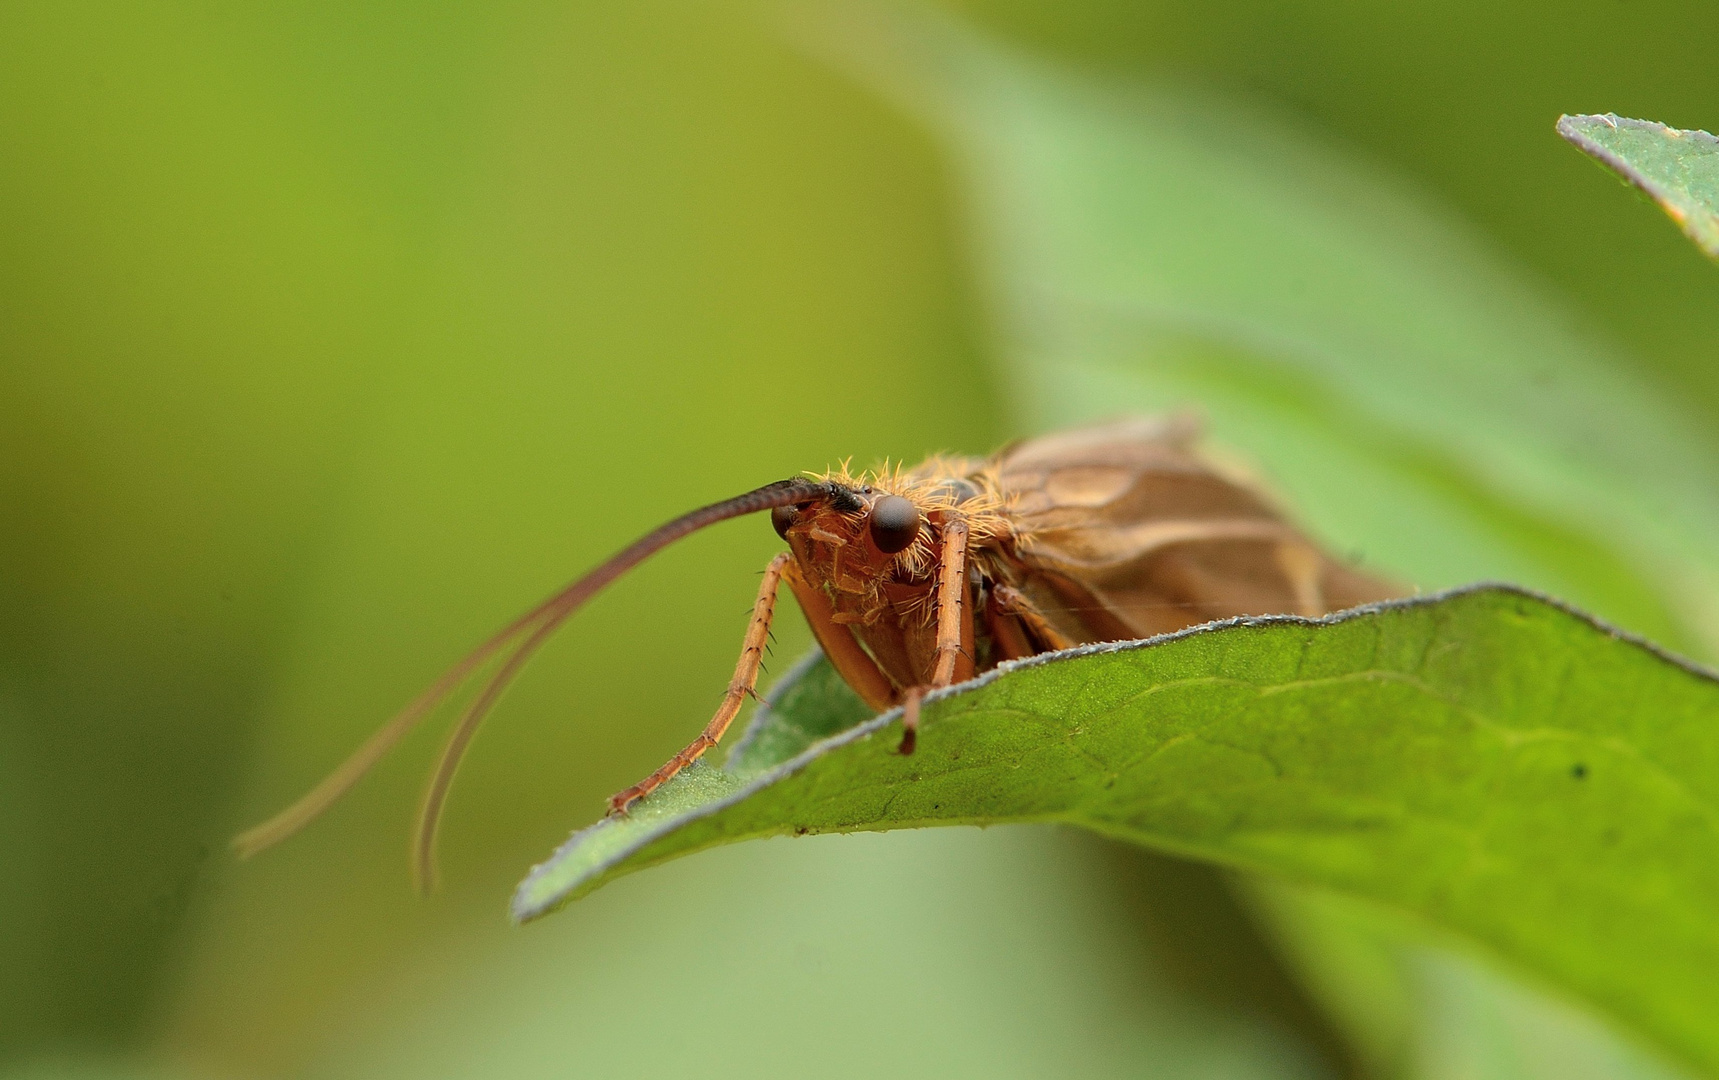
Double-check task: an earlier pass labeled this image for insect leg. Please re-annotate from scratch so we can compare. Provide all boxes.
[1273,541,1325,617]
[992,583,1077,652]
[983,584,1036,663]
[901,518,973,755]
[781,561,898,711]
[930,519,972,686]
[606,551,792,815]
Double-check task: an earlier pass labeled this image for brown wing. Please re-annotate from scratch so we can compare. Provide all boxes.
[995,416,1399,641]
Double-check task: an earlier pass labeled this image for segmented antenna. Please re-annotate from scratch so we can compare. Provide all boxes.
[232,477,831,890]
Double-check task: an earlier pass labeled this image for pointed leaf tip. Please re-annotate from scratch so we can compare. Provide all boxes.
[1558,113,1719,260]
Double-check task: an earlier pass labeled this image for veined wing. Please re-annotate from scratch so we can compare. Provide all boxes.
[995,417,1399,639]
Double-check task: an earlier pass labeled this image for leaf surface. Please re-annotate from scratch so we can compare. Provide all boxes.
[1559,114,1719,260]
[803,15,1715,1076]
[516,585,1719,1076]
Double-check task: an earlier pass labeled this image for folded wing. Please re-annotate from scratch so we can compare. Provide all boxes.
[996,416,1399,641]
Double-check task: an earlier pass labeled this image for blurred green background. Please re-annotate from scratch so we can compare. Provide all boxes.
[2,1,1715,1078]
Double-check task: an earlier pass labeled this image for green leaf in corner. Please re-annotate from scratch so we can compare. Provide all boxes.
[1559,114,1719,261]
[516,584,1719,1078]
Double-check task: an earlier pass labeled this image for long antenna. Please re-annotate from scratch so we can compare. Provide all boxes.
[232,477,831,882]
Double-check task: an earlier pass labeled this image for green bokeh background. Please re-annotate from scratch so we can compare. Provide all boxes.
[1,1,1714,1078]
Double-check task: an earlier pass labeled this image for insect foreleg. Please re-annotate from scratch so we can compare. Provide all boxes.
[929,518,972,686]
[606,551,792,815]
[900,518,973,755]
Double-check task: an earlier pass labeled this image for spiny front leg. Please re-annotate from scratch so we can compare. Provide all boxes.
[900,518,971,755]
[607,551,790,814]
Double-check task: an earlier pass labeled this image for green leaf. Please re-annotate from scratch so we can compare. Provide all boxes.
[516,584,1719,1076]
[1247,879,1692,1080]
[797,14,1716,1077]
[1558,114,1719,261]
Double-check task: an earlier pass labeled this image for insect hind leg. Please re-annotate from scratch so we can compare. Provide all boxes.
[991,583,1077,653]
[607,551,791,815]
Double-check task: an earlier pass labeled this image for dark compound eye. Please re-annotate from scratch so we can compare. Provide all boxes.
[771,504,799,540]
[868,494,921,554]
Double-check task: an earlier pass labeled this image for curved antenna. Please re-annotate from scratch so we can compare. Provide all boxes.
[232,477,832,876]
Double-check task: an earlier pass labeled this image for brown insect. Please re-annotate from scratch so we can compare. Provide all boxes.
[233,416,1396,887]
